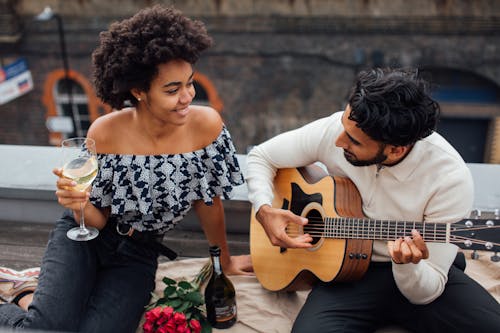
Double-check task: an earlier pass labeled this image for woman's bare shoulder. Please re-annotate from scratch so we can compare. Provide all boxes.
[87,108,134,153]
[189,105,223,140]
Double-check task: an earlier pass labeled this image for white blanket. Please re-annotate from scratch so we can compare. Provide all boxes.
[137,250,499,333]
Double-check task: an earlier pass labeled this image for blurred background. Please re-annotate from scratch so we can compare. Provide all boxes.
[1,0,500,163]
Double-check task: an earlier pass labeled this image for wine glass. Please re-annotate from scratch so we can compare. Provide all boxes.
[61,137,99,241]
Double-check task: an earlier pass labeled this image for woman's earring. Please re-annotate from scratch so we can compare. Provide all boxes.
[137,97,141,101]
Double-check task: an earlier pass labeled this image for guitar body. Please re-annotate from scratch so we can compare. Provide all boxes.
[250,165,373,292]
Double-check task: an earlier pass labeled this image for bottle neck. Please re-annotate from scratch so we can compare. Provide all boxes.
[212,254,222,275]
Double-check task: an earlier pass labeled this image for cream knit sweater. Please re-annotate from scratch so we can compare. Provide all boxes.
[246,111,473,304]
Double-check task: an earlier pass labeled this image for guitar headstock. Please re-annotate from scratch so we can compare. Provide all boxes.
[452,211,500,256]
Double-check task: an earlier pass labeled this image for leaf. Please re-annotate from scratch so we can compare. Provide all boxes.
[178,280,194,290]
[163,286,177,298]
[184,291,204,305]
[168,299,183,308]
[177,301,191,313]
[162,277,176,285]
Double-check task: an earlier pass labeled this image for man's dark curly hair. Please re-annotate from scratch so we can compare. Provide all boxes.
[92,5,213,109]
[348,68,440,146]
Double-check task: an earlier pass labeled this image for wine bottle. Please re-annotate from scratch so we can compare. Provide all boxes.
[205,246,237,329]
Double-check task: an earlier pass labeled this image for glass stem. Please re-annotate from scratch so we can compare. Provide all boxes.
[79,202,88,235]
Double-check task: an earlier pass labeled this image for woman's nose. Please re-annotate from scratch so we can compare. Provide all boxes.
[179,88,193,104]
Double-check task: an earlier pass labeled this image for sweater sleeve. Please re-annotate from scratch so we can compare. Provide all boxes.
[392,243,458,304]
[246,115,338,212]
[392,166,474,304]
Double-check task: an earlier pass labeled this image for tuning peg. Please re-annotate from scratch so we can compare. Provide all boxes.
[491,253,500,262]
[471,250,480,260]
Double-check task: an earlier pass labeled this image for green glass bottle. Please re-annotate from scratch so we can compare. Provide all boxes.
[205,246,237,329]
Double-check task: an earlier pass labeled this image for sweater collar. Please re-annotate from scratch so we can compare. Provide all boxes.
[379,139,427,182]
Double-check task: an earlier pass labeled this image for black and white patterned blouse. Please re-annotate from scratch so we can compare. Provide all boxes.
[89,126,244,234]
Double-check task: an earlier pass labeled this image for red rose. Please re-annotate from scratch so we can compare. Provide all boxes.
[162,307,174,318]
[142,321,154,333]
[173,311,187,325]
[189,319,201,333]
[145,306,163,322]
[157,307,174,326]
[163,318,177,333]
[176,321,191,333]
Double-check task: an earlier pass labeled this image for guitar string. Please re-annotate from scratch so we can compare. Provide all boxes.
[284,228,498,246]
[285,229,498,246]
[284,221,499,246]
[287,221,494,234]
[299,217,499,234]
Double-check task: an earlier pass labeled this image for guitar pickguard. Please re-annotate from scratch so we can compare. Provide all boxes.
[288,182,323,215]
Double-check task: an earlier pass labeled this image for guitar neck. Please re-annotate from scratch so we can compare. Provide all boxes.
[323,217,451,243]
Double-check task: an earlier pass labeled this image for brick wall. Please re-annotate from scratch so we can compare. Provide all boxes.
[1,0,499,155]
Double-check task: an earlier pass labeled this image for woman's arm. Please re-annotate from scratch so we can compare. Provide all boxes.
[193,197,252,276]
[53,167,108,229]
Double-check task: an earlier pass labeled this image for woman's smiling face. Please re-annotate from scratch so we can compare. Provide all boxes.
[135,59,196,126]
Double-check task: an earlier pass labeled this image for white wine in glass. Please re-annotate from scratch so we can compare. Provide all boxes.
[61,137,99,241]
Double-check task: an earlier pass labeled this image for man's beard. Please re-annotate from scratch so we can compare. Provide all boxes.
[343,144,387,167]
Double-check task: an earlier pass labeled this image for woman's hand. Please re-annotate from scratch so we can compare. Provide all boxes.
[53,168,90,212]
[222,254,254,276]
[53,168,108,229]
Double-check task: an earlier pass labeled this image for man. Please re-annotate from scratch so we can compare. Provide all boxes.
[246,68,500,332]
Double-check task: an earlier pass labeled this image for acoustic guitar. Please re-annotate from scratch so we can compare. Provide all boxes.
[250,165,500,292]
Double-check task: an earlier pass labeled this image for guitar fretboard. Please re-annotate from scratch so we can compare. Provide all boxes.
[321,217,450,243]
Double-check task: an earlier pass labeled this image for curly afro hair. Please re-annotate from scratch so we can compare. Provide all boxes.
[348,68,440,146]
[92,5,213,110]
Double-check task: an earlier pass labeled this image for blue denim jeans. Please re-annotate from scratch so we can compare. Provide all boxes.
[0,211,158,332]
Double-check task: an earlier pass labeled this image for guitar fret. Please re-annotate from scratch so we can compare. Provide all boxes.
[354,219,357,239]
[344,217,347,239]
[347,219,354,239]
[356,219,359,239]
[344,218,347,239]
[367,220,371,238]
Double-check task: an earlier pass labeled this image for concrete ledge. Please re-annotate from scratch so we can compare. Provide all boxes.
[2,144,500,229]
[0,145,251,234]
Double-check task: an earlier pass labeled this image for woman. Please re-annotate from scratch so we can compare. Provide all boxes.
[0,5,251,332]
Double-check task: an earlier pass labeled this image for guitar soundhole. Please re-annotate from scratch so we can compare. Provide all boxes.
[304,209,323,245]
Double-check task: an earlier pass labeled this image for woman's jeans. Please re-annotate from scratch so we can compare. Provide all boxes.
[0,211,159,332]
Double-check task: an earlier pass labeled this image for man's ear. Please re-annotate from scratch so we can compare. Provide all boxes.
[388,145,410,159]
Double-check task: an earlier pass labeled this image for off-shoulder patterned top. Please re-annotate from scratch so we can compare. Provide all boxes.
[89,126,244,234]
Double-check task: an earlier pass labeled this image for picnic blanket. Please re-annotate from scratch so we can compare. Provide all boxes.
[137,250,499,333]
